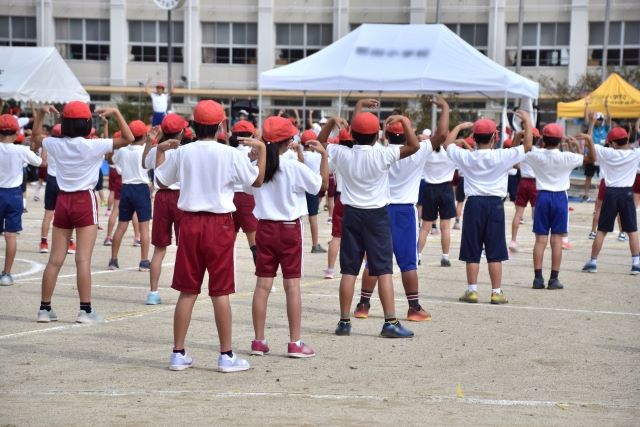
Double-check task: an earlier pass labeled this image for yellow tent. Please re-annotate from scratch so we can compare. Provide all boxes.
[557,73,640,119]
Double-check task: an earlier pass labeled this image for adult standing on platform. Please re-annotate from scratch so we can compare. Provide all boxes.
[145,79,172,126]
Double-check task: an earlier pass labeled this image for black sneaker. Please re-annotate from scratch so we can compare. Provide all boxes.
[547,278,564,290]
[532,277,545,289]
[380,321,414,338]
[335,321,351,336]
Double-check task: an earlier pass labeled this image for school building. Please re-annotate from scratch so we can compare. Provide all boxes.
[1,0,638,118]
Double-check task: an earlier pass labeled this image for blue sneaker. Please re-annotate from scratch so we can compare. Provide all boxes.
[547,278,564,290]
[145,291,161,305]
[169,352,193,371]
[380,321,414,338]
[335,320,351,336]
[139,260,151,272]
[631,265,640,275]
[582,260,598,273]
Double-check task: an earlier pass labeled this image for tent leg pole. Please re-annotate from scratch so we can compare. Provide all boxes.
[377,91,382,120]
[338,91,342,117]
[258,90,263,127]
[302,91,307,131]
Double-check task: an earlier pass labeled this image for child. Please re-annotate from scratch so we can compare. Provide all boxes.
[154,100,266,373]
[0,114,42,286]
[32,103,134,322]
[582,125,640,274]
[301,129,327,254]
[524,124,594,289]
[249,116,328,358]
[444,112,531,305]
[142,114,188,305]
[108,120,152,271]
[330,108,420,338]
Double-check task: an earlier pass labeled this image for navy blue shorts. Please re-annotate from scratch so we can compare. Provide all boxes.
[44,174,59,211]
[305,192,320,216]
[455,177,466,202]
[533,191,568,235]
[507,172,520,203]
[340,206,393,276]
[598,187,637,233]
[422,181,456,221]
[94,168,104,191]
[119,183,152,222]
[388,204,419,272]
[417,179,427,206]
[0,187,24,233]
[459,196,508,263]
[152,112,165,127]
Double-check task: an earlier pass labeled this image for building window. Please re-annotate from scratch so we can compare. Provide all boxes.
[0,16,37,46]
[129,20,183,63]
[588,21,640,66]
[506,23,570,67]
[55,19,110,61]
[445,23,488,55]
[202,22,257,64]
[275,23,332,64]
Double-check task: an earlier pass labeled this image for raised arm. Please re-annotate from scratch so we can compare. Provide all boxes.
[31,105,59,150]
[238,137,267,187]
[429,95,450,150]
[141,126,163,169]
[96,107,135,148]
[514,109,533,152]
[604,96,612,128]
[308,139,329,192]
[583,96,590,124]
[144,78,153,97]
[443,122,474,151]
[579,133,596,165]
[385,115,419,159]
[586,111,596,137]
[353,98,378,118]
[317,116,348,146]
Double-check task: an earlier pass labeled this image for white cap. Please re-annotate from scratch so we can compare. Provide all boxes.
[312,123,321,134]
[238,109,249,116]
[319,117,328,124]
[595,112,604,120]
[421,128,432,137]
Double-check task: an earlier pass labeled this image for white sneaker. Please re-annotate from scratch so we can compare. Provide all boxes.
[169,352,193,371]
[618,232,628,242]
[218,353,250,373]
[508,240,518,252]
[37,309,59,323]
[0,272,14,286]
[76,310,104,324]
[323,268,334,279]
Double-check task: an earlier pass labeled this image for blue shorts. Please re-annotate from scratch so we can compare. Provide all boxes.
[340,206,393,276]
[533,191,568,235]
[459,196,508,263]
[388,204,419,272]
[0,187,24,233]
[598,187,637,233]
[119,183,152,222]
[44,174,59,211]
[421,181,456,221]
[417,179,427,206]
[305,192,320,216]
[152,112,165,127]
[507,173,520,202]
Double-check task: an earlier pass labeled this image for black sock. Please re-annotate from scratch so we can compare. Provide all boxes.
[80,302,92,314]
[41,237,47,244]
[358,289,372,306]
[173,349,185,355]
[339,318,350,323]
[221,350,233,358]
[250,245,257,266]
[406,292,420,309]
[550,270,559,280]
[534,269,543,279]
[40,301,51,311]
[385,317,398,324]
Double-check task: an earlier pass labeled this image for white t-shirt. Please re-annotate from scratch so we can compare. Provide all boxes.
[524,148,583,191]
[446,145,525,198]
[389,141,433,204]
[145,146,179,190]
[303,151,322,175]
[328,143,400,209]
[0,143,42,188]
[595,145,640,188]
[252,155,322,221]
[155,140,258,213]
[43,137,112,192]
[150,93,168,113]
[518,149,536,178]
[112,144,150,185]
[422,146,455,184]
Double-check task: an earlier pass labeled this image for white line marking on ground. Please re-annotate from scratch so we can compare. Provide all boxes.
[0,257,44,278]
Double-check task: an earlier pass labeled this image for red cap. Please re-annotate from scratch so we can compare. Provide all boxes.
[542,123,563,138]
[351,112,379,134]
[0,114,19,132]
[156,83,165,88]
[607,127,629,142]
[161,113,188,134]
[300,129,317,144]
[63,101,91,119]
[464,136,476,148]
[386,121,405,135]
[51,124,62,137]
[262,116,299,143]
[231,120,256,135]
[193,100,226,125]
[15,133,25,143]
[113,130,122,138]
[128,120,147,138]
[327,136,339,144]
[338,128,353,142]
[503,138,512,148]
[184,127,193,139]
[532,128,540,138]
[472,118,496,135]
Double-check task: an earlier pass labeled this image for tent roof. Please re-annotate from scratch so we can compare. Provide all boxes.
[557,73,640,119]
[260,24,539,99]
[0,47,89,103]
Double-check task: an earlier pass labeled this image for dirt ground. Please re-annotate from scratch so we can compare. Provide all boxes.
[1,193,639,426]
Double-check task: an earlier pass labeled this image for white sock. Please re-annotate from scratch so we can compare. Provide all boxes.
[632,255,640,266]
[290,339,301,345]
[591,258,597,264]
[468,284,477,292]
[23,198,26,208]
[442,254,449,260]
[492,288,502,294]
[562,236,569,243]
[149,290,159,295]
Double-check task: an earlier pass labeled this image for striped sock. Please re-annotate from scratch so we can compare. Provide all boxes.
[358,289,372,306]
[406,292,420,309]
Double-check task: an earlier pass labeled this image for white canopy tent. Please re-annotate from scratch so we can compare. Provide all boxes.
[0,47,90,103]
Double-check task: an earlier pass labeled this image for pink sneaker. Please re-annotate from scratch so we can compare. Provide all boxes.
[250,340,270,356]
[287,341,316,358]
[562,241,573,250]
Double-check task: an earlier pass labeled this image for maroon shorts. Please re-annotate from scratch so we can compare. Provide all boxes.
[232,192,258,233]
[327,174,336,197]
[598,179,606,201]
[109,168,123,199]
[151,189,182,247]
[633,174,640,194]
[255,219,303,279]
[515,178,537,207]
[53,190,98,229]
[331,193,345,238]
[172,212,236,297]
[451,170,460,187]
[38,166,48,181]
